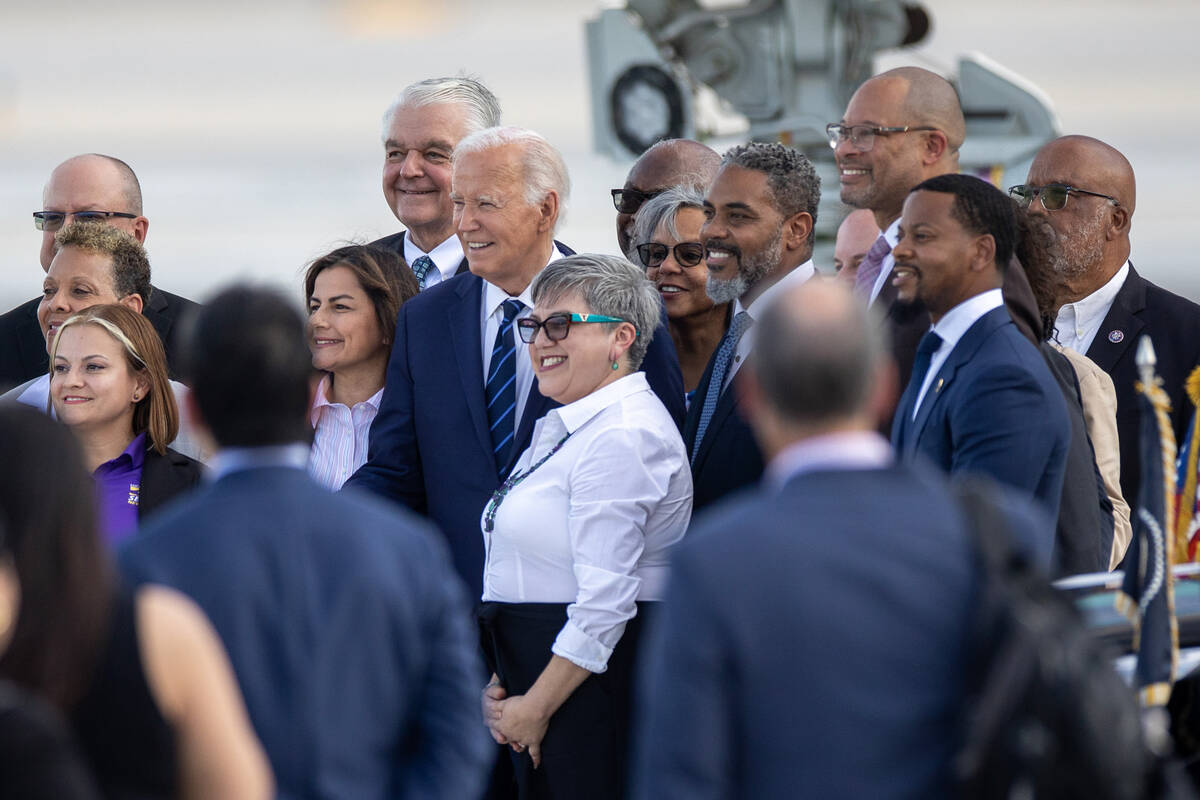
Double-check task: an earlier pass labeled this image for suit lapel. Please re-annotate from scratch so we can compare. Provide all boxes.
[908,308,1008,450]
[446,276,494,458]
[691,376,739,471]
[1084,264,1145,373]
[683,349,718,454]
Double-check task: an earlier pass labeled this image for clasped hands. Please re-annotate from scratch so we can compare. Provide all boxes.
[482,675,550,769]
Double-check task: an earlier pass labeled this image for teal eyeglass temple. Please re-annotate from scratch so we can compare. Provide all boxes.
[515,312,639,344]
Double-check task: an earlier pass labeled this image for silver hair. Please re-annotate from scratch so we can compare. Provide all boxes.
[722,141,821,242]
[531,253,660,370]
[454,126,571,231]
[380,75,501,140]
[630,185,707,267]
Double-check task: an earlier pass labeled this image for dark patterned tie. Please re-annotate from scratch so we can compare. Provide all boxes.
[692,311,753,463]
[485,299,524,475]
[411,255,435,291]
[853,234,892,302]
[892,330,944,447]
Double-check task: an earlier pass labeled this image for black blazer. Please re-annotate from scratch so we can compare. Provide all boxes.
[140,446,203,522]
[0,285,199,393]
[369,231,470,281]
[1085,263,1200,502]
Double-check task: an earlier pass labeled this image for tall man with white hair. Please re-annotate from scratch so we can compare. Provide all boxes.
[372,76,502,290]
[346,127,684,598]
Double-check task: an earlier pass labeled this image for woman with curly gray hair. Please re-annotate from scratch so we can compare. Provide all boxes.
[478,253,692,800]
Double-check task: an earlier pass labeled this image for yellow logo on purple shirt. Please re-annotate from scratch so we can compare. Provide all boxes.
[128,483,140,507]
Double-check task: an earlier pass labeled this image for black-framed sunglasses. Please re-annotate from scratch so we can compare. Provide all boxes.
[636,241,706,269]
[825,123,938,152]
[611,188,663,215]
[516,312,635,344]
[33,210,138,232]
[1008,183,1120,212]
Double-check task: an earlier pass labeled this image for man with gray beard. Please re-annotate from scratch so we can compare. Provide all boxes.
[1016,134,1200,503]
[683,142,820,512]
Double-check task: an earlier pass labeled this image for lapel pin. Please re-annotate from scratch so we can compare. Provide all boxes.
[935,378,944,393]
[1108,330,1124,343]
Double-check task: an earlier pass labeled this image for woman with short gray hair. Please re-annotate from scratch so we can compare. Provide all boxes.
[632,186,730,402]
[478,253,692,800]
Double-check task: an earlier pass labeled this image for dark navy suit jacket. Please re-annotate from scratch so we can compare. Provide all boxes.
[345,247,685,596]
[892,306,1069,544]
[120,466,489,800]
[1083,263,1200,503]
[631,462,1048,799]
[682,346,762,514]
[0,286,198,392]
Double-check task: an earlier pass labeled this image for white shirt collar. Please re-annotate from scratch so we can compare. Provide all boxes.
[867,218,902,306]
[309,373,384,426]
[930,288,1004,351]
[767,430,893,488]
[552,372,650,434]
[734,259,817,319]
[1054,260,1130,345]
[482,243,564,318]
[402,232,465,274]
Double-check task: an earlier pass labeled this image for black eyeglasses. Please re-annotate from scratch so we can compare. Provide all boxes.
[611,188,663,215]
[33,210,138,232]
[516,312,635,344]
[1008,183,1120,211]
[825,123,938,152]
[636,241,705,269]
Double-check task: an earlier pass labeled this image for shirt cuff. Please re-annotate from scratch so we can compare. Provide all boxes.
[552,619,616,674]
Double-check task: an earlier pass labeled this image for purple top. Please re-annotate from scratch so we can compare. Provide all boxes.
[94,432,147,548]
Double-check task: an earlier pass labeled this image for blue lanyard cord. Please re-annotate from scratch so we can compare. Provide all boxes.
[483,433,571,533]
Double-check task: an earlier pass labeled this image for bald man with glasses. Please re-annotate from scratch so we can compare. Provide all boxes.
[0,154,198,392]
[1018,134,1200,503]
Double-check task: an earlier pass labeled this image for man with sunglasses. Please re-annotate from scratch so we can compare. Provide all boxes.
[830,67,1041,401]
[612,138,720,258]
[1018,135,1200,502]
[0,154,197,393]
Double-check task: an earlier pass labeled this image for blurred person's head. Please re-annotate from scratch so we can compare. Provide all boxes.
[304,245,417,381]
[0,521,16,656]
[632,186,718,322]
[741,280,894,458]
[702,142,820,307]
[50,304,178,455]
[37,154,148,273]
[0,406,114,708]
[451,127,569,296]
[833,209,882,284]
[833,67,965,230]
[381,76,502,253]
[1016,135,1134,304]
[614,139,721,256]
[524,254,660,404]
[182,286,312,448]
[893,174,1012,322]
[38,222,150,353]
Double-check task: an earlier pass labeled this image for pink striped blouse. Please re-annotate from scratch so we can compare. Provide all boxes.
[308,375,384,490]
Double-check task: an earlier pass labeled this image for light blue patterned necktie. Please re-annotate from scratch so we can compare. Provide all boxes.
[692,310,753,463]
[411,255,435,291]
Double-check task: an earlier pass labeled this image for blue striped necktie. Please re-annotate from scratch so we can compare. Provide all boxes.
[692,310,752,463]
[411,255,435,290]
[486,298,524,476]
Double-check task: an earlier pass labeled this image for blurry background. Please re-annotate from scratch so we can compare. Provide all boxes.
[0,0,1196,310]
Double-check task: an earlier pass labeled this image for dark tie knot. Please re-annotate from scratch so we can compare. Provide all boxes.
[502,298,525,322]
[917,331,944,357]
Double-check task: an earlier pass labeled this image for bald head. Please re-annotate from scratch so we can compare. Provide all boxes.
[616,139,721,255]
[1024,135,1135,300]
[874,67,966,153]
[40,154,147,272]
[834,209,881,283]
[750,279,888,436]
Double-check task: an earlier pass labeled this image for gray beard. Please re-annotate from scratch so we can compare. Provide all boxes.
[705,231,782,305]
[1050,208,1106,280]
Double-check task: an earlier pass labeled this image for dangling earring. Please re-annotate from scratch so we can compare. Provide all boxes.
[611,360,619,371]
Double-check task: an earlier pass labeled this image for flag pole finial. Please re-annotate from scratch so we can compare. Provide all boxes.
[1137,336,1158,384]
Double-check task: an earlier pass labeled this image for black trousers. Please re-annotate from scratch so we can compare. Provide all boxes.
[478,601,654,800]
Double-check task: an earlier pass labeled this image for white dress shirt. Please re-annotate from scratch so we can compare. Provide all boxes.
[767,430,893,488]
[913,288,1004,418]
[307,374,383,490]
[480,246,564,429]
[724,259,816,390]
[1053,260,1130,354]
[867,217,902,307]
[403,233,466,291]
[481,372,692,673]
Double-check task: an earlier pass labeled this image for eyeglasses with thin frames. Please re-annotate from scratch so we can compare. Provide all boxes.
[825,123,938,152]
[1008,183,1120,211]
[33,210,138,232]
[516,312,636,344]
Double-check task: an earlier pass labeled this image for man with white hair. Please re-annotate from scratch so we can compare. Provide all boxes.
[372,76,501,290]
[346,127,684,597]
